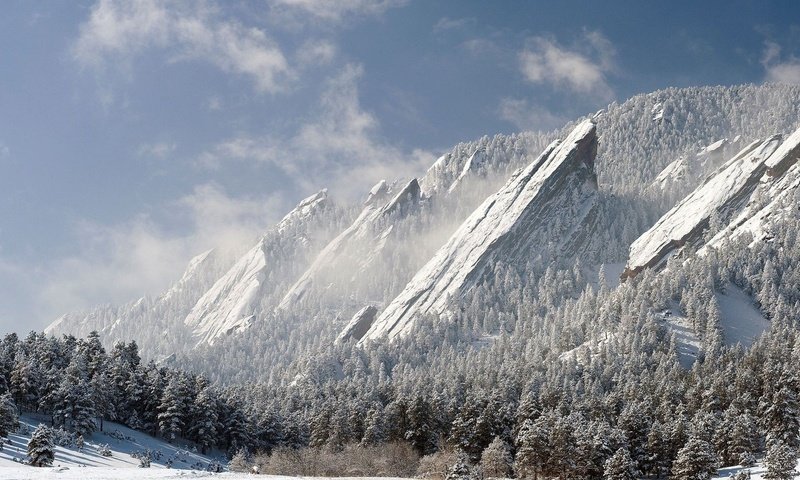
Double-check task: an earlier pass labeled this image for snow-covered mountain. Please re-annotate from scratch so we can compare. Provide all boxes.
[623,125,800,280]
[44,247,227,358]
[361,120,599,343]
[277,178,421,312]
[45,83,800,382]
[185,190,331,345]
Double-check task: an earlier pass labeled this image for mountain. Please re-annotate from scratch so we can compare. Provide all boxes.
[623,125,800,280]
[277,179,421,312]
[361,120,598,343]
[648,137,743,203]
[44,247,226,358]
[185,190,331,346]
[45,83,800,384]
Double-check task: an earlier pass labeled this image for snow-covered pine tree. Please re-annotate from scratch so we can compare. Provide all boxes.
[480,436,512,478]
[514,416,549,479]
[760,384,800,449]
[763,441,798,480]
[406,395,438,455]
[157,374,188,442]
[0,393,19,438]
[603,447,638,480]
[360,405,386,446]
[189,386,219,454]
[27,424,54,467]
[670,436,719,480]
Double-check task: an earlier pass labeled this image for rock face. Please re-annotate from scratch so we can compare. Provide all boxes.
[336,305,378,343]
[44,246,225,358]
[185,190,330,345]
[650,138,736,193]
[703,130,800,251]
[625,126,800,279]
[447,147,487,194]
[360,120,599,343]
[277,179,420,311]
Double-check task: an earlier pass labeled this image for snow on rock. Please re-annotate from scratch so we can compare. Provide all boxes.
[185,190,329,345]
[44,245,226,356]
[650,138,730,192]
[447,147,487,194]
[623,136,783,279]
[765,124,800,178]
[360,120,599,343]
[278,179,420,311]
[651,102,664,122]
[336,305,378,343]
[160,249,216,303]
[703,161,800,251]
[365,180,388,205]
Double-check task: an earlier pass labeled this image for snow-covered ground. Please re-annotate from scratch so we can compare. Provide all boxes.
[716,284,770,346]
[0,468,250,479]
[657,301,701,368]
[0,415,226,475]
[713,460,800,479]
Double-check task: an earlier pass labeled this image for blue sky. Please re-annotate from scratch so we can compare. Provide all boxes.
[1,0,799,334]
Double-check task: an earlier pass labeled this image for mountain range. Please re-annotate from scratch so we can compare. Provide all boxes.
[46,83,800,383]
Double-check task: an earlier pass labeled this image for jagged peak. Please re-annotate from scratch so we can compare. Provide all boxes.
[360,120,599,343]
[276,189,329,234]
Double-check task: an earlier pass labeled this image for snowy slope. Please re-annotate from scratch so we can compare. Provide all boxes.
[649,138,735,193]
[716,284,770,346]
[185,191,330,345]
[277,179,420,311]
[0,415,224,472]
[45,247,226,358]
[698,159,800,255]
[623,135,783,279]
[361,120,599,343]
[447,147,487,194]
[626,124,800,280]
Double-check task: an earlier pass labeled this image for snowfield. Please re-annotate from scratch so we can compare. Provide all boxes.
[0,415,226,475]
[0,468,250,479]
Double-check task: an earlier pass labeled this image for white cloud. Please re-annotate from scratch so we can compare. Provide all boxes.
[296,39,337,67]
[433,17,473,33]
[762,41,800,85]
[137,141,177,159]
[36,184,282,319]
[0,142,9,158]
[268,0,407,25]
[498,98,565,132]
[199,64,434,200]
[518,32,615,99]
[72,0,291,93]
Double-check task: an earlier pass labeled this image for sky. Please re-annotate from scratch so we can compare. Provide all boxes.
[1,0,800,334]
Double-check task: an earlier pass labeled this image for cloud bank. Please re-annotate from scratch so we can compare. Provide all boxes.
[73,0,292,93]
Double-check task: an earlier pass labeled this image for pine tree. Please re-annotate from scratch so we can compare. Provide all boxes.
[603,448,638,480]
[763,441,798,480]
[480,436,512,478]
[446,449,481,480]
[671,436,719,480]
[189,386,219,454]
[0,393,19,438]
[761,385,800,449]
[406,395,438,455]
[27,424,54,467]
[514,416,549,479]
[158,375,188,442]
[54,354,96,436]
[361,406,386,446]
[222,400,251,454]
